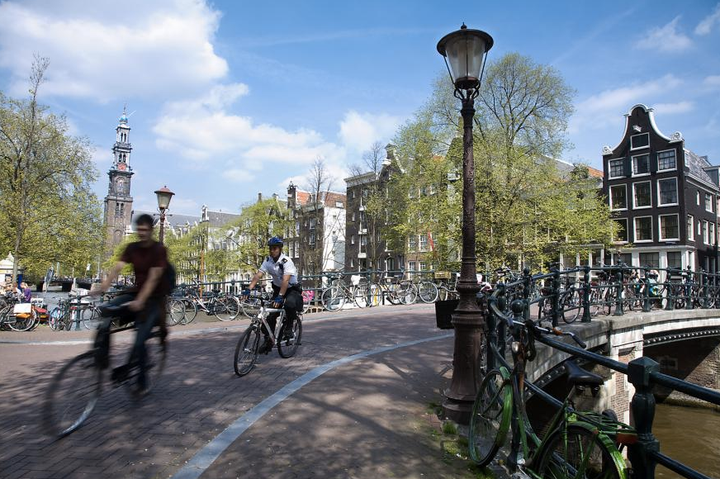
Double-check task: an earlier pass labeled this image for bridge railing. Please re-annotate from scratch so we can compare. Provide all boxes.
[485,286,720,479]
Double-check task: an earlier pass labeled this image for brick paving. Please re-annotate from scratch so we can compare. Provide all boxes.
[0,304,474,479]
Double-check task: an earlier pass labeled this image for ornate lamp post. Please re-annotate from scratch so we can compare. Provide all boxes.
[154,186,175,244]
[437,24,494,423]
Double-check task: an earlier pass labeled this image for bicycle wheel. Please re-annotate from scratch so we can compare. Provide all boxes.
[81,306,102,330]
[7,309,36,332]
[167,298,186,325]
[418,281,439,303]
[397,281,418,305]
[468,368,512,466]
[561,291,581,324]
[48,307,65,331]
[182,299,198,324]
[215,297,240,321]
[353,285,370,308]
[536,423,625,479]
[44,352,102,437]
[321,286,345,311]
[234,325,261,376]
[277,316,302,358]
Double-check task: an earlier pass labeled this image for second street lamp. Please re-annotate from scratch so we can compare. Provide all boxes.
[437,23,494,423]
[154,186,175,244]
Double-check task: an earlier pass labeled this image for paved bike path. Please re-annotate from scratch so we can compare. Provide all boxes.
[0,304,477,479]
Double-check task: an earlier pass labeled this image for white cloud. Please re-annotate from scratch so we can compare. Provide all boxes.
[636,16,692,53]
[91,146,113,165]
[569,75,683,133]
[653,101,694,115]
[695,3,720,35]
[153,84,401,184]
[703,75,720,88]
[0,0,227,101]
[338,110,402,154]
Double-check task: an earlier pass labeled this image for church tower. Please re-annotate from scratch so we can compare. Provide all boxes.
[103,107,135,258]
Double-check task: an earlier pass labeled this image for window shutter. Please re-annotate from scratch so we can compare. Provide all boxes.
[623,157,631,177]
[650,153,657,174]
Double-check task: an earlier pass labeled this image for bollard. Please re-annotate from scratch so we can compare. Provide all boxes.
[664,271,674,311]
[642,268,651,313]
[582,266,591,323]
[627,357,660,479]
[522,268,532,321]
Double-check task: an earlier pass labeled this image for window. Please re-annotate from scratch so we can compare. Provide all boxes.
[711,223,716,246]
[657,178,678,205]
[659,214,679,241]
[706,193,714,213]
[608,159,624,178]
[408,235,417,251]
[687,215,694,241]
[612,253,632,266]
[351,235,355,245]
[667,252,682,269]
[703,220,709,244]
[632,154,650,175]
[419,235,428,251]
[350,259,355,268]
[633,182,651,208]
[639,252,659,268]
[631,133,649,150]
[697,191,701,205]
[419,262,427,271]
[657,150,676,171]
[634,216,652,242]
[609,185,627,210]
[408,261,416,272]
[351,212,356,221]
[613,218,628,242]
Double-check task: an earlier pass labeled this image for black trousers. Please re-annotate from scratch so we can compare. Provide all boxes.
[264,284,302,337]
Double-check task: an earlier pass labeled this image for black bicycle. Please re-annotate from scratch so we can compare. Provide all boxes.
[43,303,167,438]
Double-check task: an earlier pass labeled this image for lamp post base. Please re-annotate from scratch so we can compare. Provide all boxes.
[442,395,474,424]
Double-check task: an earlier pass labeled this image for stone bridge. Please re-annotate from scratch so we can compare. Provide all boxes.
[522,309,720,422]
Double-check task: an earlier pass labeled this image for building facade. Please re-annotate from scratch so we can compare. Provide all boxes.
[344,146,403,273]
[286,183,346,276]
[603,104,719,272]
[103,108,134,259]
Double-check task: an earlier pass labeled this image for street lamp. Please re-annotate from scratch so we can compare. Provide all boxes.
[437,23,494,423]
[154,186,175,244]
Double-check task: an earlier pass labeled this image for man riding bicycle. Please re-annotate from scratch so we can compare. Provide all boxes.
[91,214,168,396]
[242,236,302,354]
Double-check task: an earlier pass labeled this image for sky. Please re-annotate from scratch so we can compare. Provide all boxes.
[0,0,719,217]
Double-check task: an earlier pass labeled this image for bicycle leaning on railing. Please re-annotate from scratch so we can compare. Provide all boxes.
[234,292,303,377]
[469,298,637,478]
[43,302,167,438]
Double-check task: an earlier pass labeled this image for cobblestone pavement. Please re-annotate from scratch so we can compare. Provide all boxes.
[0,304,468,479]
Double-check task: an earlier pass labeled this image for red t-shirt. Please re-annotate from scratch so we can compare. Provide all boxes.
[120,241,168,296]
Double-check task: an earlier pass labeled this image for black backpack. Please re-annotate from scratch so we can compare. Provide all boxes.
[164,262,177,292]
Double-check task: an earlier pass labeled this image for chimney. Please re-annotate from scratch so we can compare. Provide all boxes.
[257,192,263,203]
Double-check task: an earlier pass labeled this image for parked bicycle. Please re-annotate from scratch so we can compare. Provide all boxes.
[234,292,302,377]
[320,273,371,311]
[168,282,240,324]
[469,299,636,478]
[43,302,167,437]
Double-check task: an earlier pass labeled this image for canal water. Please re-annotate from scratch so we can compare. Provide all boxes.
[653,403,720,478]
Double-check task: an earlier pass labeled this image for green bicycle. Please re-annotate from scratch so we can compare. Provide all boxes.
[469,300,637,478]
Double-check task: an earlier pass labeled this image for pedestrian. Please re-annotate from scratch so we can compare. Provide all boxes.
[20,282,32,302]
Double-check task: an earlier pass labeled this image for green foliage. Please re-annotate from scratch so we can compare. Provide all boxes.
[0,57,103,280]
[388,53,615,272]
[228,198,291,272]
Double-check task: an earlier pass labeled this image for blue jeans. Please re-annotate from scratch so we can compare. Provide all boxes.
[101,293,162,388]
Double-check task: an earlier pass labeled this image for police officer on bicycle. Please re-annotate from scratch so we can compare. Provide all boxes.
[242,237,302,353]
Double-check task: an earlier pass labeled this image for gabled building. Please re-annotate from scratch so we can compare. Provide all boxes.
[602,104,719,272]
[344,145,403,273]
[286,184,346,276]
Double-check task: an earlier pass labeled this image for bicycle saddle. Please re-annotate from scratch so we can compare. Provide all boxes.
[564,360,604,387]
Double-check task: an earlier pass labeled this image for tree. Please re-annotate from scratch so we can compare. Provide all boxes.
[229,197,290,272]
[302,158,337,274]
[389,53,616,272]
[0,56,103,281]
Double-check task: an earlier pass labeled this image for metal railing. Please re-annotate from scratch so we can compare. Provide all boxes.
[485,275,720,479]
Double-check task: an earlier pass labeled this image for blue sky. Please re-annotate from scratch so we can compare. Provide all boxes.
[1,0,719,216]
